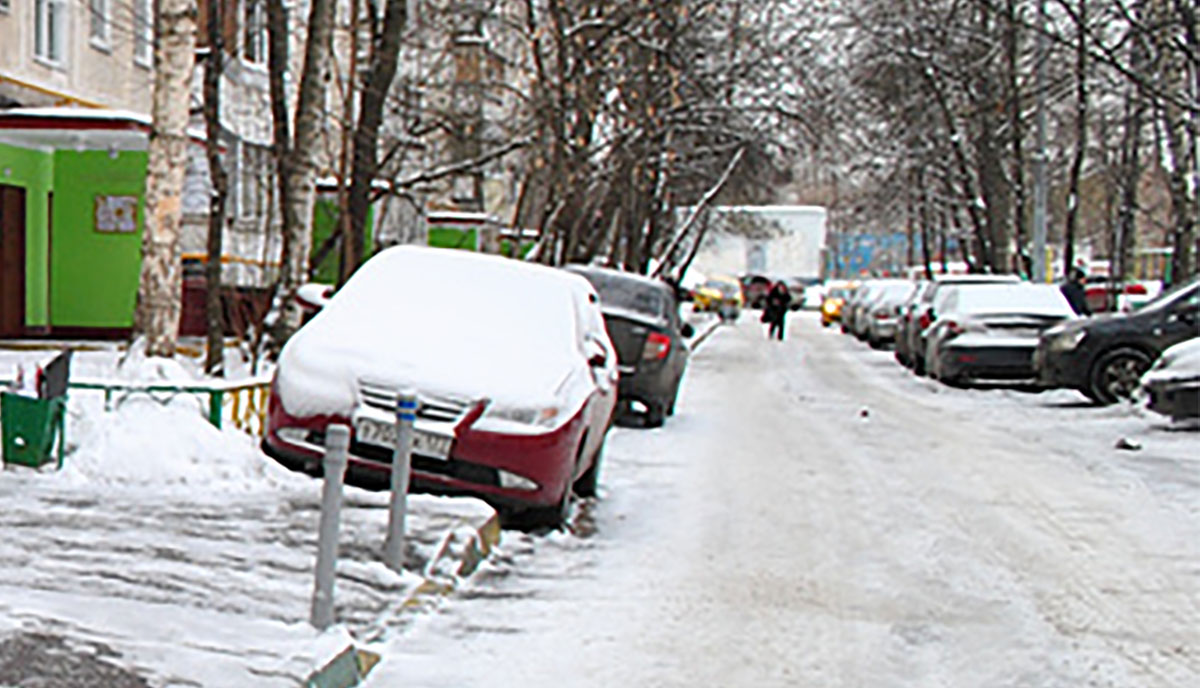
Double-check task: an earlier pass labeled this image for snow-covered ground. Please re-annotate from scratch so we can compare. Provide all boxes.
[0,344,495,685]
[0,312,1196,686]
[368,312,1199,687]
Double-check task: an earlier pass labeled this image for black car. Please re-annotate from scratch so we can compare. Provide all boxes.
[564,265,693,427]
[1035,277,1200,404]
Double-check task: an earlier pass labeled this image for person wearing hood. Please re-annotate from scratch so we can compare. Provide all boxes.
[1060,267,1091,316]
[762,281,793,340]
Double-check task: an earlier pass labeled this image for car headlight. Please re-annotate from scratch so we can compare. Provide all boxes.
[1048,330,1086,352]
[484,404,562,428]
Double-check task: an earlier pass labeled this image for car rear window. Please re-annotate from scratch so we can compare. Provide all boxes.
[583,273,668,318]
[941,284,1075,316]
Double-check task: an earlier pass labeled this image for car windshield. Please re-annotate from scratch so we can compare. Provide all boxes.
[943,284,1074,317]
[580,272,668,318]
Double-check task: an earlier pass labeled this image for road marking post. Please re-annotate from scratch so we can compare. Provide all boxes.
[311,424,349,630]
[384,390,416,573]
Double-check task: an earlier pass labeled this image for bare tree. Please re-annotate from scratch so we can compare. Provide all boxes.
[134,0,198,357]
[203,0,228,374]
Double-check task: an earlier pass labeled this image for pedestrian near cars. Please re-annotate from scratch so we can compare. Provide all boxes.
[1060,267,1091,316]
[763,281,792,340]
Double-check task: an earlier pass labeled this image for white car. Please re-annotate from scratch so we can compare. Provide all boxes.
[1141,338,1200,422]
[262,246,619,527]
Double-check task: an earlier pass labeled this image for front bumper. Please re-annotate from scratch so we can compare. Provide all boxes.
[1033,341,1090,390]
[1144,378,1200,421]
[262,392,588,510]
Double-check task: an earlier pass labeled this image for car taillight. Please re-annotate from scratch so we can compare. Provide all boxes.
[642,332,671,360]
[1124,283,1147,295]
[944,320,965,336]
[874,311,889,319]
[918,311,933,330]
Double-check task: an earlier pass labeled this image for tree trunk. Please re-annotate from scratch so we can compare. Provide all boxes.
[346,0,409,283]
[265,0,291,277]
[1063,0,1088,279]
[1004,0,1028,275]
[276,0,337,341]
[203,0,227,375]
[134,0,197,358]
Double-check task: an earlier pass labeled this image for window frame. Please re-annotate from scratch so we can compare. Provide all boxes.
[133,0,153,68]
[89,0,111,51]
[33,0,68,66]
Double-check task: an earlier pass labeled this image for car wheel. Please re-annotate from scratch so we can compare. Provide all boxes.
[645,401,666,428]
[1088,347,1153,405]
[573,443,603,498]
[519,488,570,530]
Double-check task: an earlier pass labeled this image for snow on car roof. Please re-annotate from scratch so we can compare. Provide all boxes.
[932,273,1022,283]
[276,246,599,417]
[941,283,1075,317]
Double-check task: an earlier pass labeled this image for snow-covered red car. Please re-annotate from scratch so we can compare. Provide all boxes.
[261,246,619,527]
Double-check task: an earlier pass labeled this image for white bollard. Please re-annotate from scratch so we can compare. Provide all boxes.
[384,390,416,573]
[311,424,349,630]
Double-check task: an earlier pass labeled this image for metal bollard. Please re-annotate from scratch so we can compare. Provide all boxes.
[311,424,349,630]
[384,390,416,573]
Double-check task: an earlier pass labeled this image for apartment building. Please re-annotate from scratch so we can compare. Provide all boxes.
[0,0,282,338]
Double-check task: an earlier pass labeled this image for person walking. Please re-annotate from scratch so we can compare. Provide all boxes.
[1060,267,1092,316]
[763,281,792,341]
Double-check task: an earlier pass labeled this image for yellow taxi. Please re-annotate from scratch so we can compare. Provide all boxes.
[820,280,858,327]
[691,275,744,321]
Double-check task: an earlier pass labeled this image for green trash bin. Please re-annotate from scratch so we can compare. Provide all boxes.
[1,392,67,469]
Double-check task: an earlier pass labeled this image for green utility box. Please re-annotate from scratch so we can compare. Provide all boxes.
[1,393,66,469]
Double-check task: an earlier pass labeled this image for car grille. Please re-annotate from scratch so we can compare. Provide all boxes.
[358,381,470,423]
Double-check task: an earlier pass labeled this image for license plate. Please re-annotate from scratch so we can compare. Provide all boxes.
[354,418,453,460]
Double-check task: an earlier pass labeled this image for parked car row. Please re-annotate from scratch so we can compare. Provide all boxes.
[830,274,1200,418]
[262,247,696,529]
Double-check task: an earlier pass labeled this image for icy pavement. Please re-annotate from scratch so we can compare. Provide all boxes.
[367,311,1199,687]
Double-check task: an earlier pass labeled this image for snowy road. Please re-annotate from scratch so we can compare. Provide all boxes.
[371,311,1200,687]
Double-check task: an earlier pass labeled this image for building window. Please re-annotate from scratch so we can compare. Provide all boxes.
[89,0,110,48]
[34,0,66,64]
[0,0,10,15]
[243,0,266,65]
[133,0,152,67]
[238,143,266,220]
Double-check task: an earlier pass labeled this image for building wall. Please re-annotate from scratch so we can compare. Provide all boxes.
[0,141,53,327]
[0,0,153,110]
[49,149,147,329]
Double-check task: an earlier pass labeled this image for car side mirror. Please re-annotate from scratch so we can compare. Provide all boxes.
[681,323,695,338]
[585,338,608,367]
[1173,305,1198,323]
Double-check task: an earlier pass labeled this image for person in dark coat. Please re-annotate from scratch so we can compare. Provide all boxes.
[763,281,793,340]
[1060,267,1091,316]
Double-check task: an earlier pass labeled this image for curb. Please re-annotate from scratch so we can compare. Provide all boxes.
[305,510,503,687]
[690,318,723,350]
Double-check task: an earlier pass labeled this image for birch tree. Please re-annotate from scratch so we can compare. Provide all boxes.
[134,0,198,357]
[271,0,338,342]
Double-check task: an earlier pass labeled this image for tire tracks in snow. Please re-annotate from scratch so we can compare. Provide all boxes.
[790,314,1200,686]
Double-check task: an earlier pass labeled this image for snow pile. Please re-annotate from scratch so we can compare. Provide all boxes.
[59,399,285,492]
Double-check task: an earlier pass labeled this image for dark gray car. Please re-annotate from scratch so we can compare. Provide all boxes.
[564,265,694,428]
